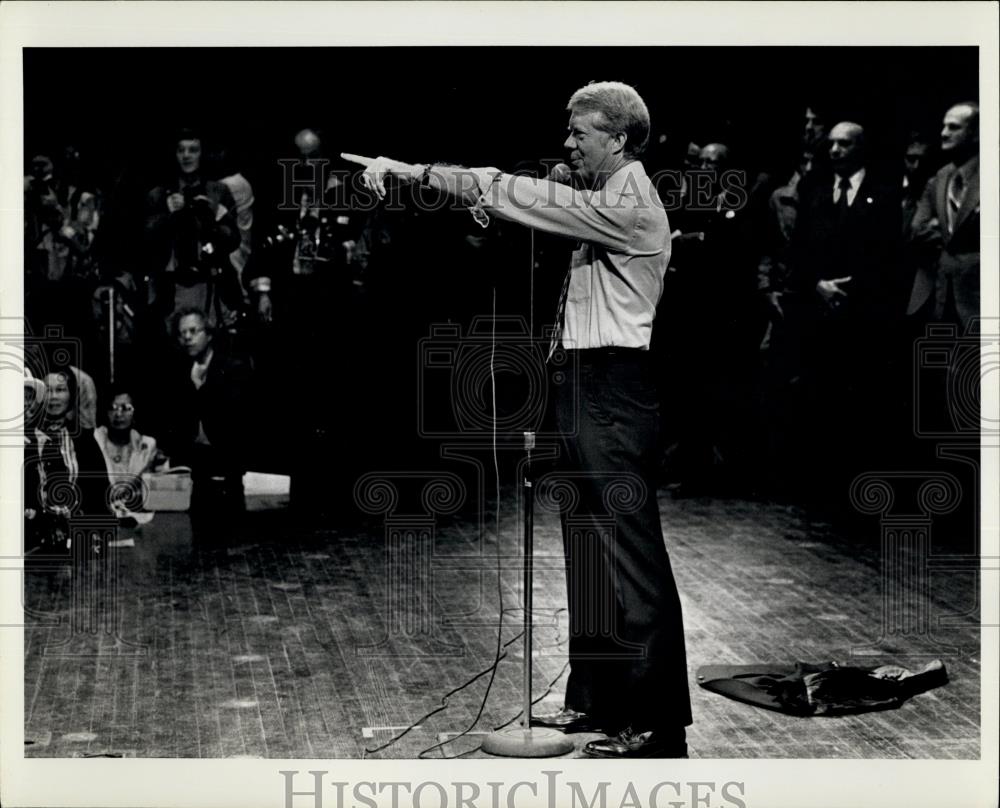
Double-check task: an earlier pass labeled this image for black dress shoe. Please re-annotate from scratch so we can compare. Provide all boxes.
[583,727,688,758]
[531,708,606,734]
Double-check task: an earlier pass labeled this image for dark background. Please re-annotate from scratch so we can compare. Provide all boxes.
[24,46,978,187]
[22,46,980,488]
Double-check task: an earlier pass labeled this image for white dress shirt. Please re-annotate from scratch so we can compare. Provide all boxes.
[467,162,670,350]
[832,168,866,207]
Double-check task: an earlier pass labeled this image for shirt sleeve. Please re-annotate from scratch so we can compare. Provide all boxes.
[466,168,641,253]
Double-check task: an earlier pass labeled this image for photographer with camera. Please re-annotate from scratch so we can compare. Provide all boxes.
[345,81,691,758]
[24,149,103,352]
[143,129,242,334]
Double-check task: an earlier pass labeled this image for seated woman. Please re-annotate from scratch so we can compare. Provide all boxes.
[94,389,166,518]
[24,367,111,554]
[94,390,165,476]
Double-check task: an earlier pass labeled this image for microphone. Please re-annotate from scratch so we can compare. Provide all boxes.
[548,163,574,185]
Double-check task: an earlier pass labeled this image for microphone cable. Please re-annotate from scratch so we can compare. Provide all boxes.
[364,211,565,759]
[364,286,514,759]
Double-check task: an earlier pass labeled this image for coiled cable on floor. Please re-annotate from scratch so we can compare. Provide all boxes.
[366,246,566,759]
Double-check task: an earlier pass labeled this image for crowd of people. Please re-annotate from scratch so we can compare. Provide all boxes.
[651,100,981,506]
[22,95,981,553]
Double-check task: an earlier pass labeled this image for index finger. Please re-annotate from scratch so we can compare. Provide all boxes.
[340,152,375,167]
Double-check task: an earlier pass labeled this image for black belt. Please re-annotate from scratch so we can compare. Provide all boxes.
[570,347,651,361]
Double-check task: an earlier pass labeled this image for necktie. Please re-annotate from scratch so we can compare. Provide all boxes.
[547,268,572,362]
[836,176,852,221]
[947,171,965,233]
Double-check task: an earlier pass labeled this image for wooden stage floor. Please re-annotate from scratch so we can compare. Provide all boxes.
[22,487,981,759]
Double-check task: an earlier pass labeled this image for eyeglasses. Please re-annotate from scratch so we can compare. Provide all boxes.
[109,404,135,414]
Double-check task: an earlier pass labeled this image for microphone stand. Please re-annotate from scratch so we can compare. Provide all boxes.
[481,430,573,758]
[107,286,115,384]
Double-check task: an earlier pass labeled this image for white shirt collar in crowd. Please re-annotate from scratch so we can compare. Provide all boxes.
[833,168,866,206]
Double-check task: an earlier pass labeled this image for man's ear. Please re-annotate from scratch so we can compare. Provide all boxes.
[611,132,627,155]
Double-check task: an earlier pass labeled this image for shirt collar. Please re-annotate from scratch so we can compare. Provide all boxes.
[953,154,978,183]
[600,160,646,195]
[96,425,141,450]
[834,167,866,191]
[193,346,214,369]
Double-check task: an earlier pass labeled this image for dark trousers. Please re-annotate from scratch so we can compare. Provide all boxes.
[555,349,692,730]
[188,443,245,543]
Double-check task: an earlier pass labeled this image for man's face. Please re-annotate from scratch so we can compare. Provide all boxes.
[698,144,727,172]
[563,110,618,185]
[804,107,827,149]
[698,144,729,192]
[176,139,202,175]
[904,143,929,179]
[940,106,977,154]
[178,314,211,359]
[828,123,863,174]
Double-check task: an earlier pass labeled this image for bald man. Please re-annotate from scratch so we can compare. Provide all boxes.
[789,120,902,500]
[792,122,900,314]
[907,103,980,327]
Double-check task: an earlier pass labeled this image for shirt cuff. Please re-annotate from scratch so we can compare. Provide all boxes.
[468,169,503,229]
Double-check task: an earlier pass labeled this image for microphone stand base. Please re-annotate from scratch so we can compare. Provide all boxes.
[481,726,575,758]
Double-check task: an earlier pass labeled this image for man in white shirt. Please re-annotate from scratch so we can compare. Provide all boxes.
[347,81,691,758]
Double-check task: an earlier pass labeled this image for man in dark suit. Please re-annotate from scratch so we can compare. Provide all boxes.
[664,142,764,493]
[907,102,980,328]
[794,122,902,321]
[901,136,934,236]
[163,307,252,540]
[790,121,902,496]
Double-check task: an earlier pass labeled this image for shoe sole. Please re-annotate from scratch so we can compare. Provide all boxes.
[583,746,688,759]
[531,720,606,734]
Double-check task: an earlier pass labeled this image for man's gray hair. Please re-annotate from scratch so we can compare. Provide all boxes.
[568,81,651,158]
